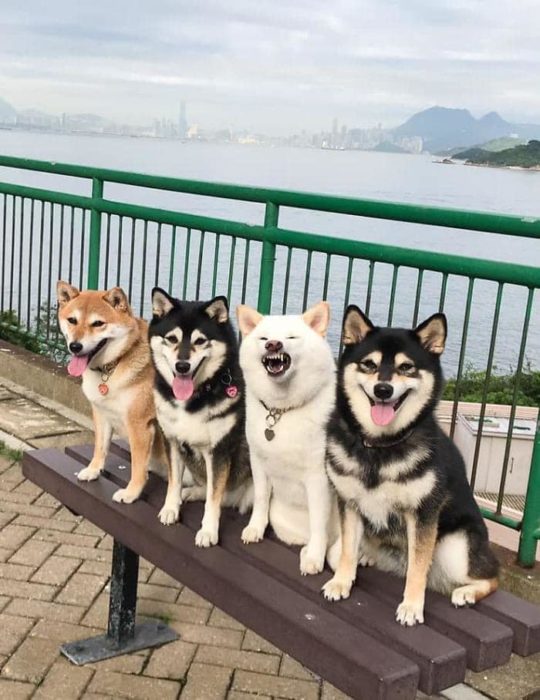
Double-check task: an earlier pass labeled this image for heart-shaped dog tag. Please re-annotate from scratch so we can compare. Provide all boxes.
[226,385,238,398]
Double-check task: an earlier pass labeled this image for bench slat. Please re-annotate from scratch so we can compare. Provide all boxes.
[477,591,540,656]
[23,449,420,700]
[357,568,513,670]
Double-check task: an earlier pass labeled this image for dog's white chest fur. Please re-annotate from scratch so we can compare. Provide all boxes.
[82,371,131,435]
[328,441,435,530]
[247,393,330,498]
[154,391,235,450]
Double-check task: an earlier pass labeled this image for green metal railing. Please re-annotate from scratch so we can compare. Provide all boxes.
[0,154,539,566]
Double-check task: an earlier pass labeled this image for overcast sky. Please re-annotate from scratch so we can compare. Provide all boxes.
[1,0,540,134]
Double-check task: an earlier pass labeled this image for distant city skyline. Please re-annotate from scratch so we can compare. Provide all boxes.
[1,1,540,134]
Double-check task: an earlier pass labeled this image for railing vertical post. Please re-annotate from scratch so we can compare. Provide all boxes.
[87,177,103,289]
[518,426,540,567]
[257,202,279,314]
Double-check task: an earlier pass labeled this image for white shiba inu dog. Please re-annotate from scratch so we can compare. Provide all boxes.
[237,302,338,575]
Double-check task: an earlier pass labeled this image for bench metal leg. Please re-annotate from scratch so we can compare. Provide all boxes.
[61,539,178,665]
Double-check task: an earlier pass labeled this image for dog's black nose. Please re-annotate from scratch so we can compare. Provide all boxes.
[265,340,283,353]
[69,342,83,354]
[374,382,393,400]
[175,360,191,375]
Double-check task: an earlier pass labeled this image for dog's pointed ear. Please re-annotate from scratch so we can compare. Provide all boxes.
[302,301,330,337]
[57,281,79,308]
[103,287,130,313]
[236,305,263,336]
[342,305,374,345]
[415,313,447,355]
[204,296,229,323]
[151,288,174,318]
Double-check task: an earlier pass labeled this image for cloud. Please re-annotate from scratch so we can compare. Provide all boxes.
[1,0,539,132]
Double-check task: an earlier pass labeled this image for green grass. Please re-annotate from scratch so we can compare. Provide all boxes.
[443,364,540,406]
[0,439,23,463]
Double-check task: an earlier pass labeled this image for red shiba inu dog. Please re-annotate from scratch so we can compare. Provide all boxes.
[57,281,165,504]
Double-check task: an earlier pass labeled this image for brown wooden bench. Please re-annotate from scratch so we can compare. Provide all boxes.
[22,445,540,700]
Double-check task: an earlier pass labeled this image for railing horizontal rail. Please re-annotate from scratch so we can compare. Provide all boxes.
[1,155,539,239]
[1,180,539,288]
[265,227,540,288]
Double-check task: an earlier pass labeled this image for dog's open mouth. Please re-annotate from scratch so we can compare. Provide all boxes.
[262,352,291,377]
[67,339,108,377]
[368,390,411,426]
[171,358,206,402]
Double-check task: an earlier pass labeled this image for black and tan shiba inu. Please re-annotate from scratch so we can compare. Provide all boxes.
[323,306,499,626]
[57,281,166,504]
[149,288,252,546]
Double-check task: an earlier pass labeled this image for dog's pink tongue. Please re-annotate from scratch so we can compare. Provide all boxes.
[371,403,396,426]
[67,355,89,377]
[172,376,194,401]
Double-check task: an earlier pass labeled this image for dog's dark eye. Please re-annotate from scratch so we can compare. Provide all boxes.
[259,337,268,341]
[67,317,77,325]
[193,337,207,346]
[165,334,178,344]
[359,359,377,372]
[286,336,298,340]
[91,320,105,328]
[398,362,415,373]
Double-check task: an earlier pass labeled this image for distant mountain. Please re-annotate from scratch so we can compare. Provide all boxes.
[393,106,540,153]
[454,140,540,168]
[0,97,17,124]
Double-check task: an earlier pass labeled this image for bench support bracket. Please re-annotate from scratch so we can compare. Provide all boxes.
[61,539,178,665]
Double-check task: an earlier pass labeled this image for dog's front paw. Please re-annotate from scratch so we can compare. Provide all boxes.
[396,600,424,626]
[77,466,101,482]
[112,487,140,504]
[195,528,218,548]
[451,585,477,607]
[300,545,325,576]
[181,486,205,502]
[241,523,265,544]
[322,576,353,601]
[358,551,375,567]
[158,502,181,525]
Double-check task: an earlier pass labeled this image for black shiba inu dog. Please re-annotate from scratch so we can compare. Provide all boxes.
[149,288,252,546]
[323,306,499,626]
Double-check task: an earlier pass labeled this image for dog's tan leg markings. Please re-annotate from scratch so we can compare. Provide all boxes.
[452,577,498,607]
[242,454,271,544]
[323,506,361,601]
[112,415,152,504]
[78,408,112,482]
[396,514,438,625]
[159,439,185,525]
[196,458,229,548]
